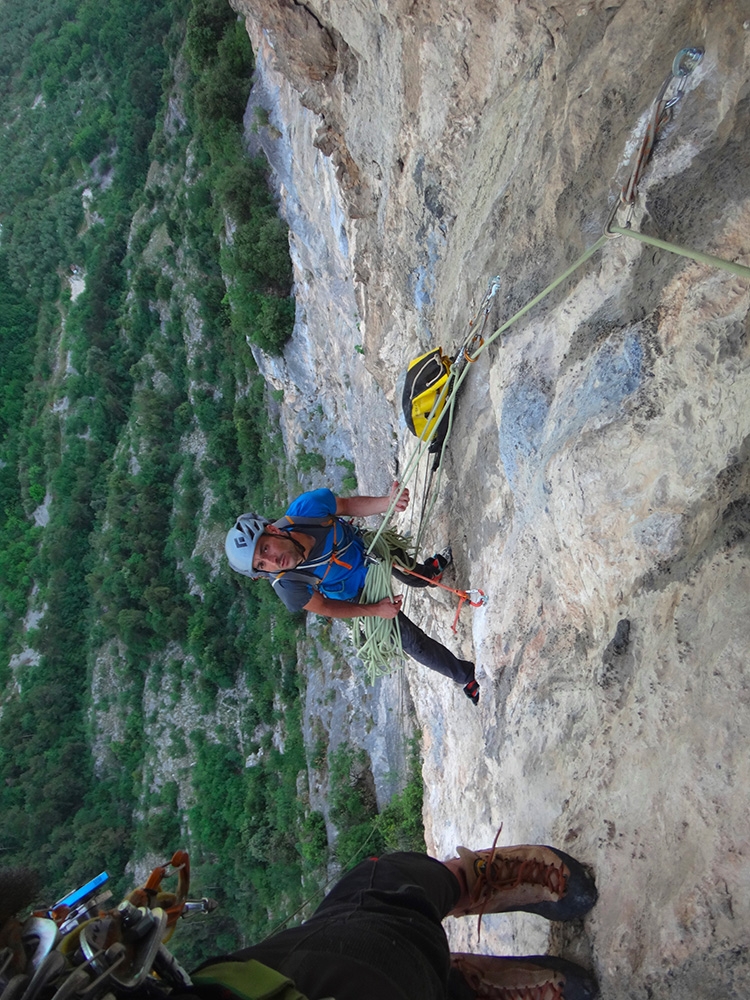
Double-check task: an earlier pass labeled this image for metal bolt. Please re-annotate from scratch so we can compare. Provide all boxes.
[672,47,704,78]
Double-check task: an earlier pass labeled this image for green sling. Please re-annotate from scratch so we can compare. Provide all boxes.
[192,959,334,1000]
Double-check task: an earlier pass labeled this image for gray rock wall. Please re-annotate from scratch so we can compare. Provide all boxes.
[234,1,750,996]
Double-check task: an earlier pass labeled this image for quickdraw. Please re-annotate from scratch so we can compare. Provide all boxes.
[457,275,502,366]
[604,46,750,278]
[393,562,487,633]
[406,275,502,560]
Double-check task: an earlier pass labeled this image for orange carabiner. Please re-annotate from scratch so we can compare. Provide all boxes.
[392,563,485,633]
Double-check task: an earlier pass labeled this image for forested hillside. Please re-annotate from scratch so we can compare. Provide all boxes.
[0,0,422,964]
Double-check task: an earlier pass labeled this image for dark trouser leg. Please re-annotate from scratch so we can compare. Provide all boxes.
[449,966,478,1000]
[392,563,434,587]
[222,853,470,1000]
[310,854,476,1000]
[311,852,460,921]
[398,611,475,685]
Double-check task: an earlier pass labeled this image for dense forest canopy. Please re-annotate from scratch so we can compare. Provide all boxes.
[0,0,422,965]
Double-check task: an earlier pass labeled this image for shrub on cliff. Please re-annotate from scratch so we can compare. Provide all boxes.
[184,0,295,354]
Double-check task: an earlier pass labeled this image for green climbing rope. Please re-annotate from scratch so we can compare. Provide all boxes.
[367,234,611,558]
[352,528,415,682]
[608,224,750,278]
[352,238,611,681]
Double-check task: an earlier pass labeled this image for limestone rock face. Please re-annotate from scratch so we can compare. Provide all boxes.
[233,1,750,995]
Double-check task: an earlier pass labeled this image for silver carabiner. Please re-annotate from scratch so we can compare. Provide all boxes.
[672,47,703,78]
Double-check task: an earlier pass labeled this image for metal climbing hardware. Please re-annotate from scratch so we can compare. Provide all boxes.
[461,275,501,364]
[2,852,218,1000]
[607,46,703,231]
[603,47,750,279]
[389,560,486,634]
[366,44,746,686]
[451,588,487,635]
[672,46,704,78]
[390,43,747,559]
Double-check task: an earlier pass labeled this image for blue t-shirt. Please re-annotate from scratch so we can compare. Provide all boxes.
[273,489,369,611]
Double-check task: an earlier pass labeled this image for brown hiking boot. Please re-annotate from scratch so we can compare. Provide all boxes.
[450,954,599,1000]
[448,842,597,921]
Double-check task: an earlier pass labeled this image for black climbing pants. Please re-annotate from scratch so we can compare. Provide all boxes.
[383,551,473,685]
[391,556,441,588]
[398,611,474,686]
[206,852,476,1000]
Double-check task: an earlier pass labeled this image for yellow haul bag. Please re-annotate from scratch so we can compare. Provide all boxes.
[401,347,452,440]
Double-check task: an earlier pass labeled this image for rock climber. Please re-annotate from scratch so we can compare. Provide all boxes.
[224,484,481,703]
[1,839,599,1000]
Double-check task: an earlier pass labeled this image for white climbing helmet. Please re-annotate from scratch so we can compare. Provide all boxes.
[225,513,270,578]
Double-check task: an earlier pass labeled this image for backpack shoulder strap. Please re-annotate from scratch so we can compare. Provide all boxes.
[270,569,322,593]
[272,514,335,530]
[271,515,362,581]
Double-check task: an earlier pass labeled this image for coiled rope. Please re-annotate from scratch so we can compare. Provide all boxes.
[353,529,410,681]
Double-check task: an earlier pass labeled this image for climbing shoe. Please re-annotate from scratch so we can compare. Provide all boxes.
[437,545,453,567]
[424,557,443,582]
[463,679,480,705]
[449,842,597,920]
[450,954,599,1000]
[424,547,452,583]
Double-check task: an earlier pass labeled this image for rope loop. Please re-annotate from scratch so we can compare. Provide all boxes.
[610,47,703,227]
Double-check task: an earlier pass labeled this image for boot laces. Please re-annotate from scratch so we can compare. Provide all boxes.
[473,852,567,902]
[480,982,563,1000]
[452,956,565,1000]
[473,982,564,1000]
[470,827,568,940]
